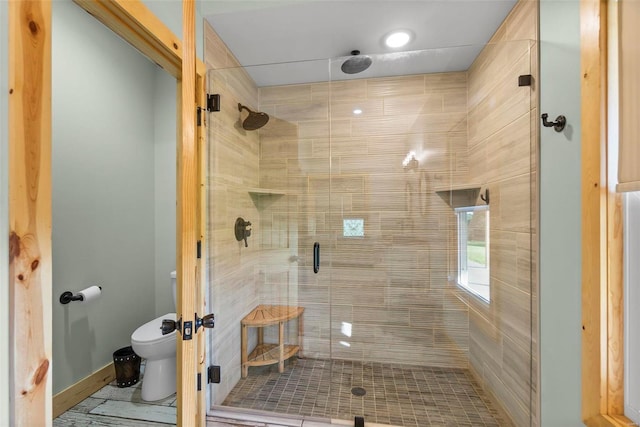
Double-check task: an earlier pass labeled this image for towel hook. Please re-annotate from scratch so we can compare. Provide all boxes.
[480,188,490,205]
[541,113,566,132]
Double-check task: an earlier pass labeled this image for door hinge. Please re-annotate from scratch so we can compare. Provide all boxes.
[197,107,202,126]
[208,365,221,384]
[197,373,202,391]
[518,74,532,87]
[207,94,220,112]
[354,416,365,427]
[197,240,202,259]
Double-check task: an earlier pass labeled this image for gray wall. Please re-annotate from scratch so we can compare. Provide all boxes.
[539,0,583,425]
[142,0,205,60]
[52,0,175,394]
[153,68,177,315]
[0,1,10,424]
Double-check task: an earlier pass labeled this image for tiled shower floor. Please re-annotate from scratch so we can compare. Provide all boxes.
[223,358,507,427]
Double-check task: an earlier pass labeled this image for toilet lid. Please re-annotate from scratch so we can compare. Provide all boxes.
[132,313,177,344]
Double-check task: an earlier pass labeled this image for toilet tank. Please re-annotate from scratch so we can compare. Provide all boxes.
[171,271,177,310]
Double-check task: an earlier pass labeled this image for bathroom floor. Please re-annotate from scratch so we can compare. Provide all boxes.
[53,369,178,427]
[53,365,334,427]
[223,358,507,427]
[54,359,506,427]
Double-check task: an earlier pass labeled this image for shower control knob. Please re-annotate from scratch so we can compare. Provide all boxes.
[195,313,215,332]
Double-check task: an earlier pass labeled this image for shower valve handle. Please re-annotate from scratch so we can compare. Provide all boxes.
[235,217,252,247]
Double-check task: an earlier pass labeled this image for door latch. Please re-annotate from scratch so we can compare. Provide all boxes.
[161,317,192,340]
[195,313,215,333]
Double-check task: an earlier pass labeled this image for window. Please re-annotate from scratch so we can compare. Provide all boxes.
[624,192,640,424]
[456,206,490,302]
[343,218,364,237]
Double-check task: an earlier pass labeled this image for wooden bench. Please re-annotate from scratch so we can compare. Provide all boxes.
[241,305,304,378]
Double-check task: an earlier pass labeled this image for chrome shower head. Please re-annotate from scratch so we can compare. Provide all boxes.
[238,103,269,130]
[341,50,372,74]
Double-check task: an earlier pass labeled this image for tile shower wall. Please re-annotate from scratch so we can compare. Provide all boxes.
[465,1,537,425]
[258,73,471,367]
[205,24,263,405]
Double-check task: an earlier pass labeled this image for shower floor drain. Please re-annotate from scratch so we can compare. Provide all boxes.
[351,387,366,396]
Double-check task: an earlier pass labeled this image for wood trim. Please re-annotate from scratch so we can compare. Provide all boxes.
[196,72,207,427]
[72,0,206,78]
[8,1,53,426]
[73,0,180,77]
[581,0,635,425]
[581,0,608,419]
[52,363,115,419]
[607,177,625,415]
[177,0,198,426]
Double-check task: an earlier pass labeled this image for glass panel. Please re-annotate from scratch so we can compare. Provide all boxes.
[206,58,331,409]
[205,39,535,427]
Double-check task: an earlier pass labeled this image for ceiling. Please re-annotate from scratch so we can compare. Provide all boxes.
[201,1,519,87]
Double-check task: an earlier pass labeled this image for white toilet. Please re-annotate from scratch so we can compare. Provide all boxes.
[131,271,177,401]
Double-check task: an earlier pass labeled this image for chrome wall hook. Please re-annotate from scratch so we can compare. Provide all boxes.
[541,113,566,132]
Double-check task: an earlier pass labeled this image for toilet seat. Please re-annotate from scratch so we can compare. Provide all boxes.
[131,313,176,345]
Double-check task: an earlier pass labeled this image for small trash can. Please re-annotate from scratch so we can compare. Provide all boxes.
[113,346,141,388]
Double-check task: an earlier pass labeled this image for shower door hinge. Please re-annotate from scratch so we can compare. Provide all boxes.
[207,93,221,112]
[197,240,202,259]
[197,107,202,126]
[354,416,365,427]
[208,365,221,384]
[518,74,532,87]
[197,373,202,391]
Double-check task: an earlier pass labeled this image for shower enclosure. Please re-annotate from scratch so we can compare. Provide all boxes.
[205,32,536,427]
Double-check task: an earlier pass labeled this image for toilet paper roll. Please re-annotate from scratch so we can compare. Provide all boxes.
[78,285,102,303]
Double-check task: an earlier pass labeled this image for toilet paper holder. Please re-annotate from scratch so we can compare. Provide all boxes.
[59,286,102,304]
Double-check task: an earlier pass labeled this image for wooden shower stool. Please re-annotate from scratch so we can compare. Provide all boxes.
[241,305,304,378]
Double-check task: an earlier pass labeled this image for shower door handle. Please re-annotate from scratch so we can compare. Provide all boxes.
[313,242,320,274]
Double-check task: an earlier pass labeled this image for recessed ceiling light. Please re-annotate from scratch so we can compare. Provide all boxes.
[353,108,363,115]
[385,31,411,48]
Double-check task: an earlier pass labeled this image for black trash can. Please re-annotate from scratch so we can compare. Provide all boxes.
[113,346,141,388]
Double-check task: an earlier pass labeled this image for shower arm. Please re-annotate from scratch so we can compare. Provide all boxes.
[238,103,253,114]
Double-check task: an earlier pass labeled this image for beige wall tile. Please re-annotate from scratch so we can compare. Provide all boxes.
[351,116,409,137]
[275,101,329,122]
[329,79,367,101]
[206,1,536,406]
[506,0,538,42]
[260,84,312,104]
[383,94,444,116]
[367,75,425,98]
[425,72,467,93]
[331,99,383,119]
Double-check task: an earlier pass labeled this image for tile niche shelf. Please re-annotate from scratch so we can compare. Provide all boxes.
[247,188,287,197]
[248,188,287,209]
[434,183,483,209]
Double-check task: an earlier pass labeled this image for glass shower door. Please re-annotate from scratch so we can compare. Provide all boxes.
[205,59,333,413]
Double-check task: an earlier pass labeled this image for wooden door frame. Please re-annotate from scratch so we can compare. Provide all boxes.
[581,0,633,426]
[8,1,207,425]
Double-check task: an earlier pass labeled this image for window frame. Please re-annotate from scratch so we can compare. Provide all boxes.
[455,205,490,303]
[581,0,636,425]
